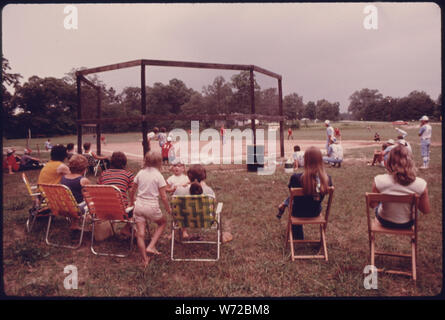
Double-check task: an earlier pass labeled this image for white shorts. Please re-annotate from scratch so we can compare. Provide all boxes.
[133,199,163,223]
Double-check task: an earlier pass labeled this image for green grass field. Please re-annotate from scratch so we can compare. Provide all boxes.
[2,121,442,297]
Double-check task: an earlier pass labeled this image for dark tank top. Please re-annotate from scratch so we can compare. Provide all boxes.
[60,175,84,203]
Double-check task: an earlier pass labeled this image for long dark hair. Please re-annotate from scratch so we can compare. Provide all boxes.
[301,146,329,196]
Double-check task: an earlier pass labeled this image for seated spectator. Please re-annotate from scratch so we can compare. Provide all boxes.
[174,164,215,240]
[19,148,43,171]
[369,143,387,167]
[323,138,343,167]
[292,145,305,169]
[166,161,190,193]
[66,143,75,160]
[97,151,135,207]
[83,142,110,173]
[370,145,430,229]
[382,139,396,165]
[60,154,91,234]
[287,146,333,239]
[38,144,70,184]
[174,164,215,198]
[97,151,135,237]
[5,148,20,174]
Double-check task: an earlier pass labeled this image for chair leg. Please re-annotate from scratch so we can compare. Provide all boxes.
[411,238,417,281]
[289,223,295,261]
[321,226,328,261]
[45,215,53,246]
[370,233,375,268]
[90,220,97,255]
[285,221,290,249]
[91,220,133,258]
[46,214,85,250]
[26,213,37,233]
[171,224,176,261]
[129,222,135,252]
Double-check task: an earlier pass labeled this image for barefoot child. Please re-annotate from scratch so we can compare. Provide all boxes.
[129,151,171,266]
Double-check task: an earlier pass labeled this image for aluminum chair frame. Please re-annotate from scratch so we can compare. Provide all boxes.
[82,185,135,258]
[285,187,334,261]
[171,195,223,262]
[93,159,105,176]
[365,193,419,281]
[22,172,50,232]
[38,184,88,250]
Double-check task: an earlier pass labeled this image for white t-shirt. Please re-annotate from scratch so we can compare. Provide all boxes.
[167,174,190,188]
[326,126,334,140]
[134,167,167,203]
[292,151,305,167]
[174,183,215,198]
[419,124,432,141]
[374,174,427,224]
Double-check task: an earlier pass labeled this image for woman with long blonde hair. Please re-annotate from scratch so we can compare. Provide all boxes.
[279,146,333,239]
[371,144,430,228]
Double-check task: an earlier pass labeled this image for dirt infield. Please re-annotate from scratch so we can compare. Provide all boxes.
[99,139,382,163]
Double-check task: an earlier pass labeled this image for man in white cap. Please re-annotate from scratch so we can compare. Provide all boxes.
[418,115,432,169]
[324,120,334,153]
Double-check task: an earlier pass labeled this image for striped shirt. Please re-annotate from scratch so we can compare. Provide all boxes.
[97,169,135,207]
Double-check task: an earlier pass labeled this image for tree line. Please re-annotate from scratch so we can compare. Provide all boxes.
[2,57,441,139]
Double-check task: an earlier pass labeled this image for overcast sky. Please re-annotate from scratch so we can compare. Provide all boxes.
[2,3,441,112]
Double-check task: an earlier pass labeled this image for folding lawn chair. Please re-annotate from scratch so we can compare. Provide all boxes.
[83,153,103,176]
[285,186,334,261]
[365,193,419,281]
[38,184,88,249]
[171,195,223,262]
[82,185,135,257]
[22,172,50,232]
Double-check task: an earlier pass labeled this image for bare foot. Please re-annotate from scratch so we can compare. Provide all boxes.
[142,257,151,268]
[146,247,161,255]
[182,230,190,239]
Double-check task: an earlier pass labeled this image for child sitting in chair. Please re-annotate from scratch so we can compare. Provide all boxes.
[166,161,190,193]
[174,164,215,241]
[292,145,304,169]
[283,147,333,239]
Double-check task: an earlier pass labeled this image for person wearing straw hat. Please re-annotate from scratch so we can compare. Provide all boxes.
[418,115,432,169]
